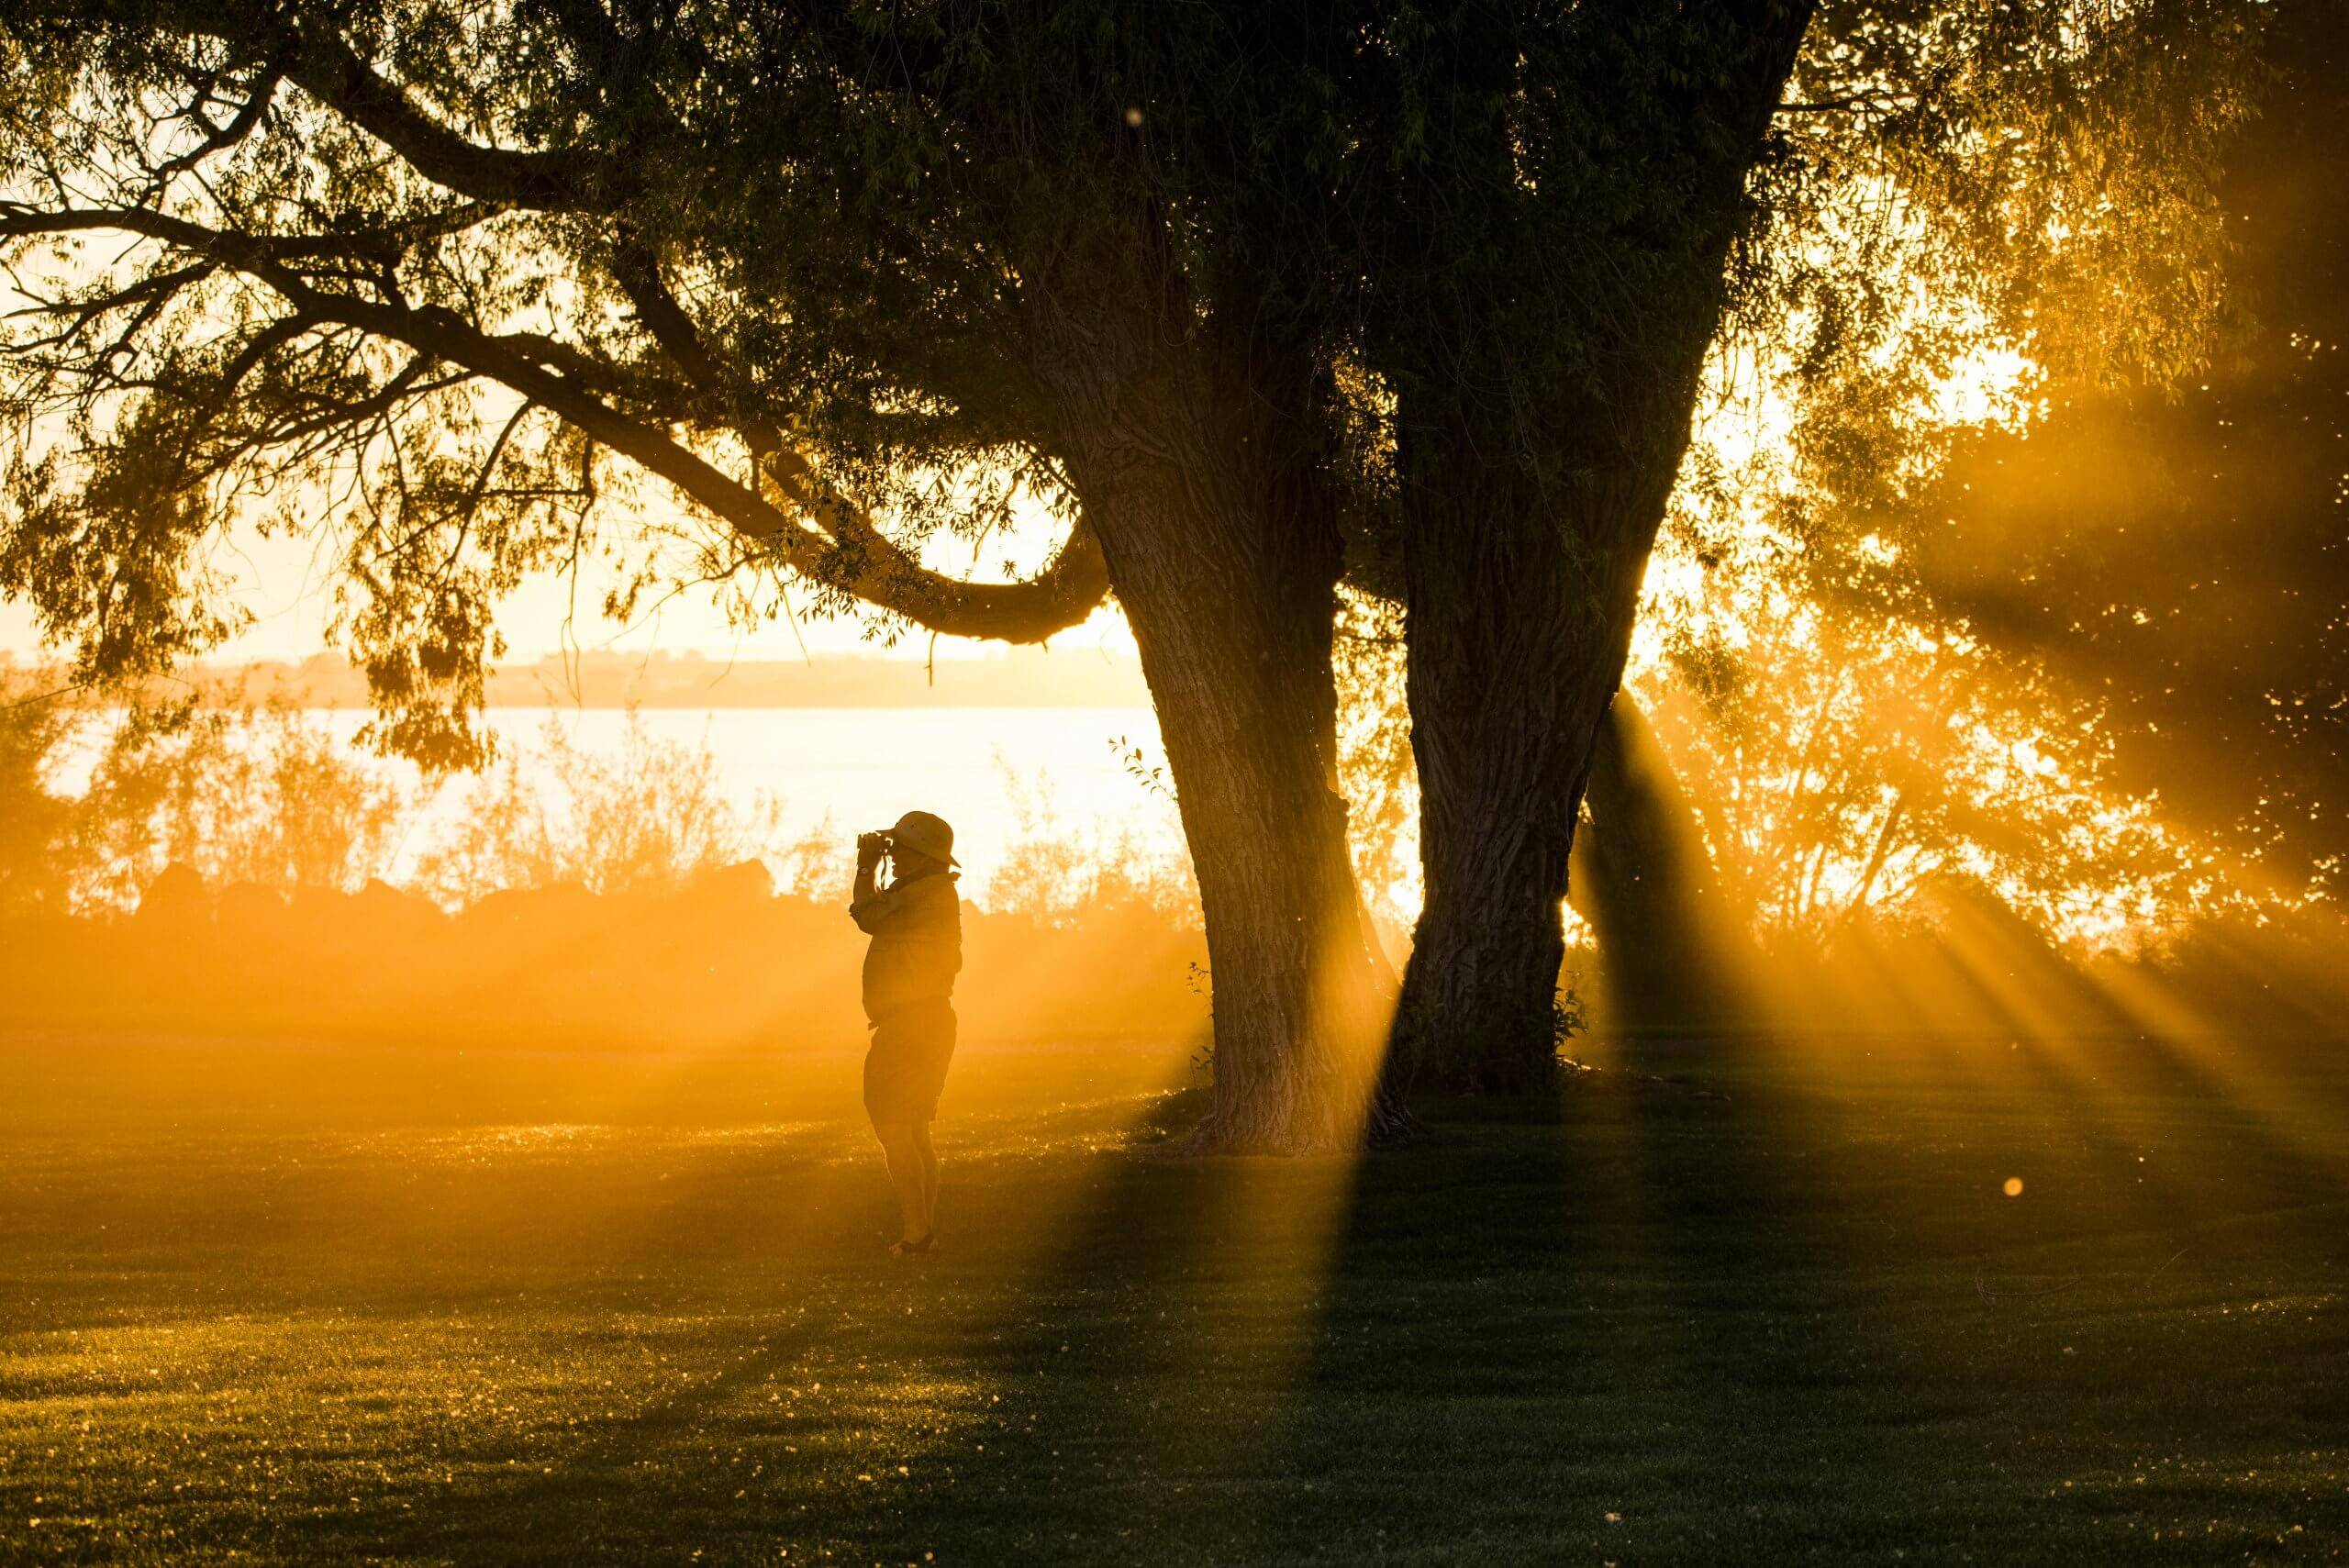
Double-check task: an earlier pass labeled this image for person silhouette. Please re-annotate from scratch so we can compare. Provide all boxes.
[850,810,963,1256]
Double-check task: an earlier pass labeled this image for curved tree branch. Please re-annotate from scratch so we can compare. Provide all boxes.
[0,202,1111,641]
[20,2,617,207]
[281,28,619,209]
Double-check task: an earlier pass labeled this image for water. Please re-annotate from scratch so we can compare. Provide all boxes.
[396,706,1178,895]
[39,703,1182,904]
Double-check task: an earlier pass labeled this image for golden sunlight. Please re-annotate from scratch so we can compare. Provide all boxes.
[3,3,2345,1562]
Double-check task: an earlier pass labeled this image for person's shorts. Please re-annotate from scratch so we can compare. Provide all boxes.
[863,1000,958,1123]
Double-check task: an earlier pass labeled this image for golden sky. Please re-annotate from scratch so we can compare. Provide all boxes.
[0,507,1138,669]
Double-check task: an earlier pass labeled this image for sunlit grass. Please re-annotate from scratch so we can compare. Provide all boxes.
[1,1029,2343,1563]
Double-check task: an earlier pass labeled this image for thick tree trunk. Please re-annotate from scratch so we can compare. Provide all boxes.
[1117,536,1395,1151]
[1377,6,1810,1097]
[1386,456,1664,1095]
[1037,298,1398,1152]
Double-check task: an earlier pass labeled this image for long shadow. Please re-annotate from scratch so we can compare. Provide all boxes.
[969,1036,1892,1562]
[902,1080,1370,1561]
[1915,942,2349,1278]
[1262,1021,2349,1562]
[31,1027,2345,1564]
[254,1308,831,1564]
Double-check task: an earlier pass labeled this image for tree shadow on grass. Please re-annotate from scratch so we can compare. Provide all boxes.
[1247,1029,2349,1564]
[260,1311,829,1565]
[32,1037,2343,1566]
[942,1042,1900,1563]
[1259,1047,1901,1563]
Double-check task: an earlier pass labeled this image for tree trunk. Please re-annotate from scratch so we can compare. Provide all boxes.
[1036,295,1399,1152]
[1144,580,1389,1147]
[1089,482,1397,1151]
[1386,454,1665,1095]
[1375,6,1810,1097]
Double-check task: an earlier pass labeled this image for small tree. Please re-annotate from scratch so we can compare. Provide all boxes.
[71,694,408,906]
[0,661,82,914]
[409,712,779,904]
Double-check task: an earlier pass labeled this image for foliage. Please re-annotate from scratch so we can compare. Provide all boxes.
[1330,589,1419,931]
[1,667,1214,924]
[0,0,1127,765]
[1901,1,2349,889]
[983,764,1197,929]
[68,687,409,907]
[1637,567,2206,951]
[0,1,2261,752]
[0,660,82,913]
[1595,0,2276,952]
[766,815,852,901]
[3,672,410,911]
[1549,986,1588,1054]
[1742,0,2266,401]
[407,710,780,905]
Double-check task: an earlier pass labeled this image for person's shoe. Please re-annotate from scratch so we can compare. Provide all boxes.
[887,1232,936,1257]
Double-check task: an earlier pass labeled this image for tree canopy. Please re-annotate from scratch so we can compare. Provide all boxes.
[0,0,2298,1138]
[1,1,1141,765]
[1913,0,2349,896]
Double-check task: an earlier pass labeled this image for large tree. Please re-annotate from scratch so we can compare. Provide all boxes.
[1355,0,2264,1090]
[1344,2,1811,1094]
[1,0,1399,1151]
[6,0,2267,1139]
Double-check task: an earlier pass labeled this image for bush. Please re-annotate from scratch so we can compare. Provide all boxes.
[70,692,408,909]
[0,662,83,915]
[983,763,1197,927]
[408,710,785,905]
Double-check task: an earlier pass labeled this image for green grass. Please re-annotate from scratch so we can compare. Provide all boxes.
[0,1028,2343,1564]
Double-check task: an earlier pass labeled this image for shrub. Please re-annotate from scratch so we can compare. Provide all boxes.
[984,762,1197,927]
[408,709,784,905]
[70,693,408,908]
[0,662,83,915]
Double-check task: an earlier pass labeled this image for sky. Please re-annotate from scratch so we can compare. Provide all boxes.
[0,227,1146,673]
[0,501,1140,670]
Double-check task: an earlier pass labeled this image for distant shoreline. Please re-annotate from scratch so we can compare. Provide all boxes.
[315,689,1160,710]
[11,651,1156,711]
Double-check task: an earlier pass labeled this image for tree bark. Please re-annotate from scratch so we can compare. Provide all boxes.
[1379,5,1811,1098]
[1386,450,1668,1095]
[1114,517,1395,1151]
[1034,294,1399,1152]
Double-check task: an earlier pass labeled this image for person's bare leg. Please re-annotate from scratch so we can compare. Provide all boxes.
[871,1120,929,1246]
[911,1120,940,1237]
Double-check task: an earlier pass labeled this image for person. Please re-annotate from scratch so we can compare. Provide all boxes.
[850,809,963,1256]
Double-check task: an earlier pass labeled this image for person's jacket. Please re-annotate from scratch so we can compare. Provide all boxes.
[849,867,963,1024]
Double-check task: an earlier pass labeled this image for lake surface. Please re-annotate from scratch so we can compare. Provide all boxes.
[396,706,1179,895]
[41,702,1183,903]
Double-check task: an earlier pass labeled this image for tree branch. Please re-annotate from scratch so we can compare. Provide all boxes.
[150,56,284,183]
[282,28,619,209]
[0,202,1110,642]
[18,2,618,208]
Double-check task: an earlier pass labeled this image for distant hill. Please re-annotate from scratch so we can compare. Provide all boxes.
[205,648,1154,709]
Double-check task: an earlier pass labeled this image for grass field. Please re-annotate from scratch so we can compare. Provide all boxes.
[0,1026,2343,1564]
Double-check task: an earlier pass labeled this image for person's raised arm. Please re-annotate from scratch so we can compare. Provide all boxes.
[850,833,893,933]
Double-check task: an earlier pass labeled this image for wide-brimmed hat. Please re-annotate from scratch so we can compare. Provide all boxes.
[887,809,959,867]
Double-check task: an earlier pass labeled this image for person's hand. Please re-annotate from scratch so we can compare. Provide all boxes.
[856,831,888,870]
